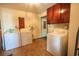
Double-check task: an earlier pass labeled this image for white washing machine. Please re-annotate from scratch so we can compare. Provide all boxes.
[20,29,32,46]
[47,28,68,56]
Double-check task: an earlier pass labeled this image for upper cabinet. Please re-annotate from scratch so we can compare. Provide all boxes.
[47,6,53,24]
[60,3,70,23]
[53,4,61,23]
[47,3,70,24]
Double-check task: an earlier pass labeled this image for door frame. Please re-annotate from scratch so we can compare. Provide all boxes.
[40,16,48,38]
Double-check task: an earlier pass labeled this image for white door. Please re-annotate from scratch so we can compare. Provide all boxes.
[41,16,47,37]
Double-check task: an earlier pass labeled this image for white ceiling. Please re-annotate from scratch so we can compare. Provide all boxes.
[0,3,55,14]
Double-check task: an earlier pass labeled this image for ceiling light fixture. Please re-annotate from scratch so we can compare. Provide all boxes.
[59,9,66,13]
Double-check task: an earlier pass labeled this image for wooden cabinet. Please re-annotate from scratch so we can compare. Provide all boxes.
[47,3,70,24]
[61,3,70,23]
[53,4,61,23]
[47,6,53,24]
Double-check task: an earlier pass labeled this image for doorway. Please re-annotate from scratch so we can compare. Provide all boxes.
[41,16,47,38]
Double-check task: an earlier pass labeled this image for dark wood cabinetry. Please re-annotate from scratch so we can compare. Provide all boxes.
[47,3,70,24]
[53,4,61,23]
[61,3,70,23]
[47,6,53,24]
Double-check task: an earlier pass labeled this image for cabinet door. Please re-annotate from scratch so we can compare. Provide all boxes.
[47,7,53,24]
[53,4,61,23]
[60,3,70,23]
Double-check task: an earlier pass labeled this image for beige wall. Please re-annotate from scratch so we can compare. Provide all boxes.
[39,11,47,17]
[0,7,41,39]
[68,4,79,56]
[48,23,69,33]
[12,9,41,39]
[26,12,41,39]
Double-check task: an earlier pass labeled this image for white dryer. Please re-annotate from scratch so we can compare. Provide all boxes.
[47,28,68,56]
